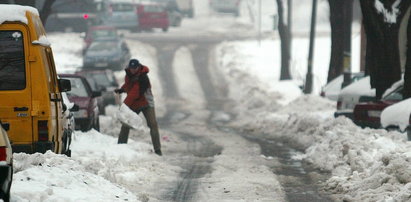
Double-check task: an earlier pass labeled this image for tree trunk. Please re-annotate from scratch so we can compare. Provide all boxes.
[13,0,35,6]
[360,0,411,99]
[40,0,56,24]
[404,9,411,99]
[276,0,291,80]
[327,0,345,83]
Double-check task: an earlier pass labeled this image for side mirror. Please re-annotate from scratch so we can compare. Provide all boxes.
[92,91,102,98]
[58,79,71,92]
[70,104,80,112]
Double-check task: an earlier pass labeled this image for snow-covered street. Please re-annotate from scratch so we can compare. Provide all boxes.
[7,0,411,202]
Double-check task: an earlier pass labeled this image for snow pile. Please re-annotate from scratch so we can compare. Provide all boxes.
[339,76,375,97]
[32,35,51,46]
[381,98,411,131]
[231,93,411,201]
[374,0,400,24]
[0,5,38,25]
[12,151,138,202]
[116,104,143,129]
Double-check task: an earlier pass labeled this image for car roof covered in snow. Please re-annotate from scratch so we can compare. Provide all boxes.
[0,5,39,25]
[339,76,375,97]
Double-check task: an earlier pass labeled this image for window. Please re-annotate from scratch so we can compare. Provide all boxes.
[383,87,403,101]
[0,31,26,90]
[111,3,134,12]
[65,77,89,97]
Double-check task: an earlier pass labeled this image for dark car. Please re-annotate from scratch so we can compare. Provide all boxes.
[83,40,131,70]
[82,25,121,53]
[0,120,12,202]
[353,82,403,129]
[59,74,101,132]
[76,69,119,115]
[44,0,100,32]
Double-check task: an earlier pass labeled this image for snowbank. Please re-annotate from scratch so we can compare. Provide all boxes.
[381,98,411,131]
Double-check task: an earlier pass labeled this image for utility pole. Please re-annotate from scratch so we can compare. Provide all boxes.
[304,0,317,94]
[341,0,353,88]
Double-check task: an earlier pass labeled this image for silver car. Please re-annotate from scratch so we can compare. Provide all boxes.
[210,0,240,16]
[97,1,139,31]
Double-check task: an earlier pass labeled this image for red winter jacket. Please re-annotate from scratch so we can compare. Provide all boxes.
[120,65,154,111]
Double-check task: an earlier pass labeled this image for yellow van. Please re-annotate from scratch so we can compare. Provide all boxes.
[0,5,72,155]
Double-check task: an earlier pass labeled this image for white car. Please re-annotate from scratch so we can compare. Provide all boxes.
[321,72,365,101]
[210,0,240,16]
[334,76,376,119]
[0,120,12,202]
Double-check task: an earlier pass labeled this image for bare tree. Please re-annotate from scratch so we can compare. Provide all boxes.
[360,0,411,99]
[327,0,345,83]
[10,0,56,24]
[276,0,291,80]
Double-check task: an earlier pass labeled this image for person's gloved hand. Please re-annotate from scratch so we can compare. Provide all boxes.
[114,88,124,94]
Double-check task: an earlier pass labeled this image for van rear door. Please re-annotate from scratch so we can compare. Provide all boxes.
[0,28,33,147]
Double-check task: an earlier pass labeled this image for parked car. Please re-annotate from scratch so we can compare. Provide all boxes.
[61,92,79,157]
[353,80,403,129]
[0,5,72,154]
[83,39,131,70]
[76,69,119,115]
[45,0,100,32]
[321,72,365,101]
[176,0,194,18]
[0,120,12,202]
[95,0,139,31]
[210,0,241,16]
[137,2,170,32]
[335,76,376,119]
[59,74,101,132]
[82,25,121,53]
[151,0,183,26]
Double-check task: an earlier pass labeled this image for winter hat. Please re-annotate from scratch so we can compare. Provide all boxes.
[128,59,141,69]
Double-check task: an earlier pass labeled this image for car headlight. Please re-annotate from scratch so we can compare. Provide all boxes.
[73,109,88,118]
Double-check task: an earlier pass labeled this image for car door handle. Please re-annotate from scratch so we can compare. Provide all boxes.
[14,107,28,112]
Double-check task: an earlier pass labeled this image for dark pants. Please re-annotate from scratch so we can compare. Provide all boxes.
[118,107,161,152]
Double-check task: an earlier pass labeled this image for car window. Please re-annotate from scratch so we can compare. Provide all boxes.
[111,3,134,12]
[87,73,112,88]
[92,30,117,39]
[65,77,89,97]
[89,42,118,51]
[383,87,403,101]
[0,31,26,90]
[143,5,164,12]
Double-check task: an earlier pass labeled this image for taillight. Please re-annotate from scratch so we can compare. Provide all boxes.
[337,101,342,110]
[38,120,49,141]
[0,146,7,161]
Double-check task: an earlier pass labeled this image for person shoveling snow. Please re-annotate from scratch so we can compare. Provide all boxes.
[115,59,162,156]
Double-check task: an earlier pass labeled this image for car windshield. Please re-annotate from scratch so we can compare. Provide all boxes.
[144,5,164,12]
[65,77,89,97]
[89,42,118,51]
[383,87,403,101]
[85,73,112,89]
[111,3,134,12]
[92,29,117,39]
[0,31,26,90]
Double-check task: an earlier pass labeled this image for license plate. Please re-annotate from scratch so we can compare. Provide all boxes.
[368,110,381,118]
[95,63,108,67]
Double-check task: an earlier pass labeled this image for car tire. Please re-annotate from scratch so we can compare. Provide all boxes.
[162,27,168,32]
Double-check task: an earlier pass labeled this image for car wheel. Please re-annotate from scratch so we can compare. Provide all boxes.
[162,27,168,32]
